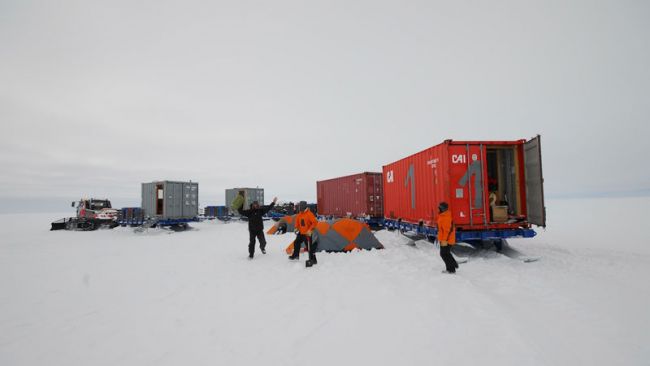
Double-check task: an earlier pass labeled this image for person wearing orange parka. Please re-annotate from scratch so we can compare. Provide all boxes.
[289,201,319,266]
[437,201,458,273]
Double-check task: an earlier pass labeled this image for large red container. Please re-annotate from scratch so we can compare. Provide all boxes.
[382,136,545,230]
[317,172,384,218]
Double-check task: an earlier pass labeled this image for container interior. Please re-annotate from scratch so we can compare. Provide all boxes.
[156,184,164,215]
[485,145,522,221]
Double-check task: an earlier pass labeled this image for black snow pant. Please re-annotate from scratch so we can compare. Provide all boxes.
[440,245,458,273]
[292,234,317,262]
[249,229,267,256]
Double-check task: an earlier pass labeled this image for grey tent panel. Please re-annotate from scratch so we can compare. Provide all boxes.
[355,227,384,250]
[271,215,296,235]
[309,219,384,252]
[313,228,349,252]
[280,215,296,232]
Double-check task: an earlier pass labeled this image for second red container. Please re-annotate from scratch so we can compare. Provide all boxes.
[317,172,384,218]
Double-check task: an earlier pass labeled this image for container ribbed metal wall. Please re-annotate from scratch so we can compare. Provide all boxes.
[142,181,199,219]
[225,188,264,214]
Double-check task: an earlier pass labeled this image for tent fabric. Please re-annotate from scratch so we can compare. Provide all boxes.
[332,219,363,241]
[285,218,384,254]
[267,215,296,235]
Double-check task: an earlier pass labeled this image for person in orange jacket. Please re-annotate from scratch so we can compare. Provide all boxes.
[289,201,319,266]
[437,201,458,274]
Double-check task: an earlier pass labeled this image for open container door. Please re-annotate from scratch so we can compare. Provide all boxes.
[524,135,546,227]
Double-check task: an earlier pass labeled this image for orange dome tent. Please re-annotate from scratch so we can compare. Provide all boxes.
[285,218,384,254]
[267,215,296,235]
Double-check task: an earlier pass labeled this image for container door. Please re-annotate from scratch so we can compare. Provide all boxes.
[191,183,198,217]
[524,135,546,227]
[166,183,178,218]
[368,174,383,217]
[183,183,192,218]
[449,144,489,227]
[375,174,384,217]
[173,183,183,218]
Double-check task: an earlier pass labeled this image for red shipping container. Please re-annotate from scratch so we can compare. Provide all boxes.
[382,137,545,230]
[317,172,383,218]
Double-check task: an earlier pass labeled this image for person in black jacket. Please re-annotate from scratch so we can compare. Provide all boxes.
[238,197,277,259]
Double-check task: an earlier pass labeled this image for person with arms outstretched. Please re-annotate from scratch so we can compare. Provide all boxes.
[238,195,277,259]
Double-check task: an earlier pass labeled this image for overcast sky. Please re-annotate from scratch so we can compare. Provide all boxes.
[1,0,648,212]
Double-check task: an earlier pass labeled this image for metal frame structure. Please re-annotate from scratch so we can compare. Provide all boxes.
[382,218,536,242]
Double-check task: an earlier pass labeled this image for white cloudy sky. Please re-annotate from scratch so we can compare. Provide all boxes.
[1,0,648,211]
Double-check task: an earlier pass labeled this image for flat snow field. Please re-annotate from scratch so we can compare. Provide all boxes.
[1,197,649,366]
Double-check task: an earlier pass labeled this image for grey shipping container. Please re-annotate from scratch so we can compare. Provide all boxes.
[142,181,199,219]
[226,188,264,214]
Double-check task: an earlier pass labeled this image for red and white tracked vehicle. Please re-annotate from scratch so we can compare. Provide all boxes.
[51,198,119,231]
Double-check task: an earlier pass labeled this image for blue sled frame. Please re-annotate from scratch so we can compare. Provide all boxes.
[156,218,198,226]
[118,217,198,227]
[382,218,536,243]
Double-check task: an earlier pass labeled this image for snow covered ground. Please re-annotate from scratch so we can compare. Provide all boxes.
[1,196,649,366]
